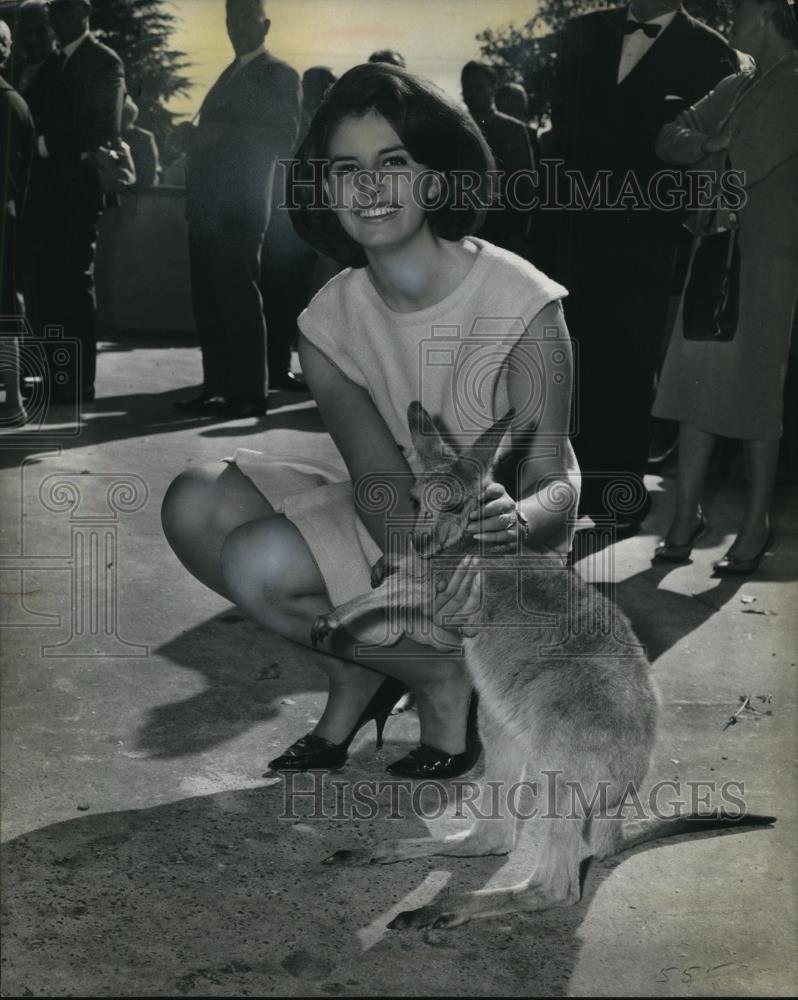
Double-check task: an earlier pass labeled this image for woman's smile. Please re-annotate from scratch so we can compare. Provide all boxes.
[354,204,402,221]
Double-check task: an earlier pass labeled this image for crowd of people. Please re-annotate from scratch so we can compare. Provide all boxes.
[1,0,797,774]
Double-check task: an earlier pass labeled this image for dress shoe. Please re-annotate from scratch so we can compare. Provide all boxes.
[270,371,308,392]
[220,398,269,419]
[267,677,406,772]
[712,528,774,577]
[173,392,226,414]
[386,692,481,780]
[653,514,707,564]
[0,406,29,427]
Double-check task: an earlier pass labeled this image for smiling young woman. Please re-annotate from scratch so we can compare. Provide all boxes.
[161,63,580,779]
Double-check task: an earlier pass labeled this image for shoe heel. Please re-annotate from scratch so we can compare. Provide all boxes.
[374,709,390,750]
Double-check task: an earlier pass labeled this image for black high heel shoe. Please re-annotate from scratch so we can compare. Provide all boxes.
[267,676,406,772]
[712,526,774,577]
[386,692,481,780]
[652,513,707,564]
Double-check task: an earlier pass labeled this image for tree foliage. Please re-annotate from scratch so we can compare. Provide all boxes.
[477,0,735,124]
[89,0,191,145]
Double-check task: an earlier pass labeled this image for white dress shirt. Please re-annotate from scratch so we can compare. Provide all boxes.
[617,8,677,83]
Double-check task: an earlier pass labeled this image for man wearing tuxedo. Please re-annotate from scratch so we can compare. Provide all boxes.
[551,1,738,535]
[33,0,125,403]
[178,0,302,420]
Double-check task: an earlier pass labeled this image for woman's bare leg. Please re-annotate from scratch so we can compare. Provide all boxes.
[162,465,472,754]
[161,464,278,598]
[726,438,779,559]
[220,516,472,754]
[665,422,716,543]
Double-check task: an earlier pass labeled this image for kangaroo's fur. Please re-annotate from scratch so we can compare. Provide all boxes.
[311,401,775,930]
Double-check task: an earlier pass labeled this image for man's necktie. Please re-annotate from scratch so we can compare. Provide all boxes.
[622,20,662,38]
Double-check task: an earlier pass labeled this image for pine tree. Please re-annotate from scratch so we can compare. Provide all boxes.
[89,0,191,146]
[478,0,735,125]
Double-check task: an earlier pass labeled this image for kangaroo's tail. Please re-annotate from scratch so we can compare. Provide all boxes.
[595,810,776,859]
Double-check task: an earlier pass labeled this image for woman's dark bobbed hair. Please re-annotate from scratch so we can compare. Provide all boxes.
[287,62,496,267]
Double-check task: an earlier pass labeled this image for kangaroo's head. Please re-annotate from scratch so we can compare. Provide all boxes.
[407,401,515,557]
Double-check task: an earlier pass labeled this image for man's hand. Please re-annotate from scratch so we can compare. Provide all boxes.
[676,107,704,132]
[467,482,521,544]
[702,123,737,155]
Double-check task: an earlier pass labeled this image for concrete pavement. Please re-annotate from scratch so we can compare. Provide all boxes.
[1,338,796,997]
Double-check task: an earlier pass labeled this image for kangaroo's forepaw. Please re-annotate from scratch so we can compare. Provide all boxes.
[388,903,470,931]
[310,614,336,648]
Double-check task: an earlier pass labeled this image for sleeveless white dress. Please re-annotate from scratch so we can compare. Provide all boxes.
[231,238,569,606]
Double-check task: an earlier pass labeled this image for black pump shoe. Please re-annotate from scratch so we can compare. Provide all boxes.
[386,692,481,780]
[712,527,774,577]
[267,676,406,772]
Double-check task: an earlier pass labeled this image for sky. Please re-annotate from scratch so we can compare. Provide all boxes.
[166,0,540,118]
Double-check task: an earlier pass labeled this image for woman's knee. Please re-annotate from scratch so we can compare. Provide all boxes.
[161,466,221,545]
[220,517,309,613]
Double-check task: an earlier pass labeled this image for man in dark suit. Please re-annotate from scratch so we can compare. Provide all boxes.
[1,17,36,425]
[13,0,56,106]
[12,0,57,344]
[461,60,535,257]
[32,0,125,403]
[550,1,737,535]
[178,0,301,419]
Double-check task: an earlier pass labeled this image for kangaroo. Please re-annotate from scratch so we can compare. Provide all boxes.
[310,401,775,930]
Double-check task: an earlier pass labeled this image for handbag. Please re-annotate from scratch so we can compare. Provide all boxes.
[682,219,741,342]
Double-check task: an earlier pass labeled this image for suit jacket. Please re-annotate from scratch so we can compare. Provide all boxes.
[551,7,738,205]
[476,109,535,248]
[0,77,35,312]
[11,54,60,196]
[187,51,302,238]
[0,77,35,220]
[38,35,126,208]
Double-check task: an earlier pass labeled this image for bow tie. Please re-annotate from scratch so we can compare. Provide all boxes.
[623,20,663,38]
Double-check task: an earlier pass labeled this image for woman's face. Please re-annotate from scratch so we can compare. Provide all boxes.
[729,0,767,54]
[325,110,438,255]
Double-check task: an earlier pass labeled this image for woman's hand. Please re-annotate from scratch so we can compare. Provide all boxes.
[401,554,482,650]
[425,555,483,651]
[467,482,521,544]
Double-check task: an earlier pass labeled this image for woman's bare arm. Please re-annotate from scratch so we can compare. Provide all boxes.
[298,335,415,556]
[510,299,580,552]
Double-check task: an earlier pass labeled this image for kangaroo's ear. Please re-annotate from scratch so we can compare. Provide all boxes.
[465,408,516,467]
[407,401,454,467]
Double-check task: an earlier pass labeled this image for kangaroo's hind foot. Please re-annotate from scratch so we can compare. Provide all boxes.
[324,816,515,868]
[390,816,585,929]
